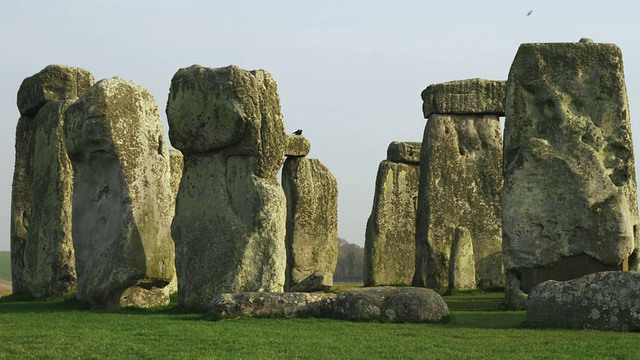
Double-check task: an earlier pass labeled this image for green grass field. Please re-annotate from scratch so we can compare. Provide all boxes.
[0,251,10,282]
[1,292,638,359]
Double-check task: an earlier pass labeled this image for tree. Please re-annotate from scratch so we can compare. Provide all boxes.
[333,238,364,282]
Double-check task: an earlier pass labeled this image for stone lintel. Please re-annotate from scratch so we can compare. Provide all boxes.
[421,78,506,118]
[386,141,420,164]
[285,134,310,157]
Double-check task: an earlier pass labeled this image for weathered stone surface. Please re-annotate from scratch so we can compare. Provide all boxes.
[414,113,503,292]
[421,78,506,118]
[333,287,449,323]
[17,65,94,116]
[282,157,338,291]
[169,149,183,199]
[448,226,476,291]
[290,271,332,292]
[364,159,418,286]
[167,149,183,294]
[167,64,285,179]
[64,77,175,308]
[168,65,287,309]
[11,115,35,296]
[503,41,638,308]
[527,271,640,331]
[11,102,78,298]
[210,292,336,318]
[386,141,421,164]
[285,134,310,157]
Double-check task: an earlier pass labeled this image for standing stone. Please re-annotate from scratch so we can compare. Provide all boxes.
[364,141,420,286]
[503,41,639,309]
[167,65,287,309]
[448,226,476,291]
[65,77,175,308]
[414,79,505,292]
[167,149,184,294]
[11,65,94,297]
[282,154,338,291]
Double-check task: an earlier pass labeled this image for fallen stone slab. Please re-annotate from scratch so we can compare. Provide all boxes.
[210,292,336,318]
[290,272,333,293]
[527,271,640,331]
[333,287,449,323]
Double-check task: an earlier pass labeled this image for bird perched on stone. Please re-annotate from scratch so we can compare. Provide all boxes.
[293,129,303,135]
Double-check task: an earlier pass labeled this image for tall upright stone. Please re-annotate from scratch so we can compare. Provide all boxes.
[282,135,338,291]
[167,149,184,294]
[503,40,639,309]
[167,65,287,309]
[364,141,420,286]
[65,77,175,308]
[11,65,94,297]
[414,78,505,292]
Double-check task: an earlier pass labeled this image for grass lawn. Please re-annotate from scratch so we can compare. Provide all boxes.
[1,291,638,359]
[0,251,10,282]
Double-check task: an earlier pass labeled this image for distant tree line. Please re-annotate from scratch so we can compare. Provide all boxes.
[333,238,363,282]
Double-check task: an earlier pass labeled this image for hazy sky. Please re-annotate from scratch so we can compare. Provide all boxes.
[1,0,640,251]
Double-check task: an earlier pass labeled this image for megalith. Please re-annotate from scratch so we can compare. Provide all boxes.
[167,65,287,309]
[414,78,505,292]
[64,77,175,308]
[11,65,94,297]
[364,141,420,286]
[167,149,184,294]
[282,134,338,291]
[503,40,639,309]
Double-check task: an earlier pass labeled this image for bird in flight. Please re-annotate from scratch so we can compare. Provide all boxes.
[293,129,303,135]
[527,10,533,16]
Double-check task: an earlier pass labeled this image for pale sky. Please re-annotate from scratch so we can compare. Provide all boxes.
[1,0,640,251]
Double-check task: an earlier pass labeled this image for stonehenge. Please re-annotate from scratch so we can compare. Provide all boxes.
[413,78,505,292]
[282,134,339,292]
[8,38,640,323]
[64,77,175,308]
[364,141,420,286]
[11,65,94,298]
[167,65,287,309]
[503,41,639,309]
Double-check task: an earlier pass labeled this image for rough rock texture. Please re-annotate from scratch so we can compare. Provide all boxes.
[333,287,449,323]
[210,292,336,318]
[11,65,94,297]
[17,65,95,116]
[285,134,311,157]
[167,149,183,294]
[65,77,175,308]
[527,271,640,331]
[282,157,338,291]
[386,141,421,164]
[503,41,638,309]
[448,226,476,291]
[15,101,77,297]
[421,78,506,118]
[290,271,333,292]
[414,113,503,292]
[364,149,419,286]
[168,65,287,309]
[169,149,184,200]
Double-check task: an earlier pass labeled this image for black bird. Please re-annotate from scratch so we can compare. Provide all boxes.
[293,129,303,135]
[527,10,533,16]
